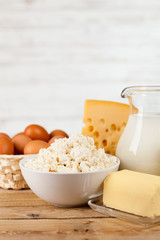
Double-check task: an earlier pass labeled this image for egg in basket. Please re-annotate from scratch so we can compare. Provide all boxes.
[0,125,68,189]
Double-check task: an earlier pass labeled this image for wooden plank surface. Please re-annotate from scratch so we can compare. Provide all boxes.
[0,189,50,207]
[0,189,160,239]
[0,205,107,219]
[0,218,160,240]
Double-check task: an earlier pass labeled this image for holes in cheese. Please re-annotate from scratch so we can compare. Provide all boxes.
[110,124,116,131]
[122,122,126,127]
[82,100,129,155]
[117,127,121,131]
[87,118,92,124]
[102,139,107,147]
[95,141,99,148]
[88,125,94,132]
[93,131,99,138]
[99,119,105,124]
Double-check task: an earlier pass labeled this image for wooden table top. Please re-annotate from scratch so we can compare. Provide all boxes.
[0,188,160,240]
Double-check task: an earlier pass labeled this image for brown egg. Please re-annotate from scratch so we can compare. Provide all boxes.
[0,133,11,140]
[12,134,32,154]
[12,132,24,139]
[24,140,50,154]
[24,124,49,142]
[48,135,65,145]
[0,137,14,155]
[50,129,69,139]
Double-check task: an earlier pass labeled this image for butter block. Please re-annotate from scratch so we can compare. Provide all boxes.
[103,170,160,217]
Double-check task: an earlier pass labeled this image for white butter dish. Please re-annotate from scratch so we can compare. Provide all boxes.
[88,197,160,226]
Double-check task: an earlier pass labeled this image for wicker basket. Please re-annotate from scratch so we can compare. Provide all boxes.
[0,155,29,190]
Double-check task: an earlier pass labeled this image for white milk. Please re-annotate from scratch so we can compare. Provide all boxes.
[116,114,160,175]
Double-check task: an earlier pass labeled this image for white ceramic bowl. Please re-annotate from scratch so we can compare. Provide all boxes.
[20,155,120,207]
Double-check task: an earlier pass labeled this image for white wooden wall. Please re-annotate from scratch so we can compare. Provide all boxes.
[0,0,159,136]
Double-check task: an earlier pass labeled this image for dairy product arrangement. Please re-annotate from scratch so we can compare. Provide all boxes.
[1,85,160,224]
[25,134,119,173]
[82,86,160,220]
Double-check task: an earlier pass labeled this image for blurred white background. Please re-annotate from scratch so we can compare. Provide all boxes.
[0,0,159,136]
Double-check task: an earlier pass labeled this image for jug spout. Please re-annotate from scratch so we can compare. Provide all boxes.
[121,86,160,115]
[121,87,131,98]
[121,86,160,98]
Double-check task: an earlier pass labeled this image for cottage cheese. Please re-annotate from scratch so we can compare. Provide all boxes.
[25,134,119,173]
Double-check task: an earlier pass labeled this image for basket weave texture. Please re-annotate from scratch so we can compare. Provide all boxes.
[0,155,29,190]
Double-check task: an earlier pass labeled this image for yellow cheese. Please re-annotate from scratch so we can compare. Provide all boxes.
[103,170,160,217]
[82,100,129,155]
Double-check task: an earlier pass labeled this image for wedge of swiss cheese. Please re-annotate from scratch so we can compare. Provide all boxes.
[82,100,129,155]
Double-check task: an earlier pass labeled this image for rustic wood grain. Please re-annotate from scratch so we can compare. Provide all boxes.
[0,205,107,219]
[0,188,160,239]
[0,189,106,219]
[0,218,160,240]
[0,189,50,206]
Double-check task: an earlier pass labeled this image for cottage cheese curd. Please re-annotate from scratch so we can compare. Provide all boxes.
[24,134,118,173]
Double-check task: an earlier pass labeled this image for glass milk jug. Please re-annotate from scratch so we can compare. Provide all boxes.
[116,86,160,175]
